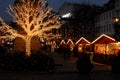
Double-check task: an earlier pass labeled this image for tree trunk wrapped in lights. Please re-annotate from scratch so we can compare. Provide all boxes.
[0,0,61,56]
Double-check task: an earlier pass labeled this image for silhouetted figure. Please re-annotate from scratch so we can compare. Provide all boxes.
[76,53,93,74]
[63,47,68,59]
[73,45,78,57]
[111,52,120,74]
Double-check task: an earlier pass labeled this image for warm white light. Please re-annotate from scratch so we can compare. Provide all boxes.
[116,42,120,45]
[0,0,61,56]
[92,34,115,44]
[114,18,119,23]
[75,37,90,45]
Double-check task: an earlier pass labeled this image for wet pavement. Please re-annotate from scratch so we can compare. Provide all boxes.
[0,52,119,80]
[0,70,120,80]
[53,52,111,73]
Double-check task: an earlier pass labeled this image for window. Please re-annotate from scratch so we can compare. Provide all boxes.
[116,0,119,8]
[109,24,111,32]
[106,24,108,32]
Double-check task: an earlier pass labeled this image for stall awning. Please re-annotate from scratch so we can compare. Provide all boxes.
[59,40,66,45]
[92,34,116,44]
[67,39,74,45]
[75,37,91,45]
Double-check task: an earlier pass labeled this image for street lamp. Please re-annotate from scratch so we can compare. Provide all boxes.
[113,17,120,41]
[113,17,119,23]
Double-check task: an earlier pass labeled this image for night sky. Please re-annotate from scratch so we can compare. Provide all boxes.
[0,0,109,21]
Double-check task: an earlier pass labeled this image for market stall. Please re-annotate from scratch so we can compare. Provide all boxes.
[75,37,91,53]
[92,34,116,54]
[67,39,74,51]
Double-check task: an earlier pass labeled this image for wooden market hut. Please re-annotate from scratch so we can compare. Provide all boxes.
[59,40,66,46]
[67,39,74,51]
[75,37,91,53]
[51,41,58,51]
[59,39,67,48]
[92,34,116,55]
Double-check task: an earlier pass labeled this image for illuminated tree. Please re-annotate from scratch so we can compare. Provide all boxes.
[0,0,60,56]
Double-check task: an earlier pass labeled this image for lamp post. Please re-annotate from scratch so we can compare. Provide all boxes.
[113,17,120,41]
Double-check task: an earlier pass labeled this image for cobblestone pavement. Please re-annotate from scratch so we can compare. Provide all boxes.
[0,52,119,80]
[0,70,120,80]
[53,52,111,72]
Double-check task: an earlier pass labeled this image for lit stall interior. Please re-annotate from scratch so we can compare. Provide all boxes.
[92,34,116,55]
[75,37,91,53]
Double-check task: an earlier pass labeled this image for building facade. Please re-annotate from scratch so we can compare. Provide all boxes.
[95,0,120,39]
